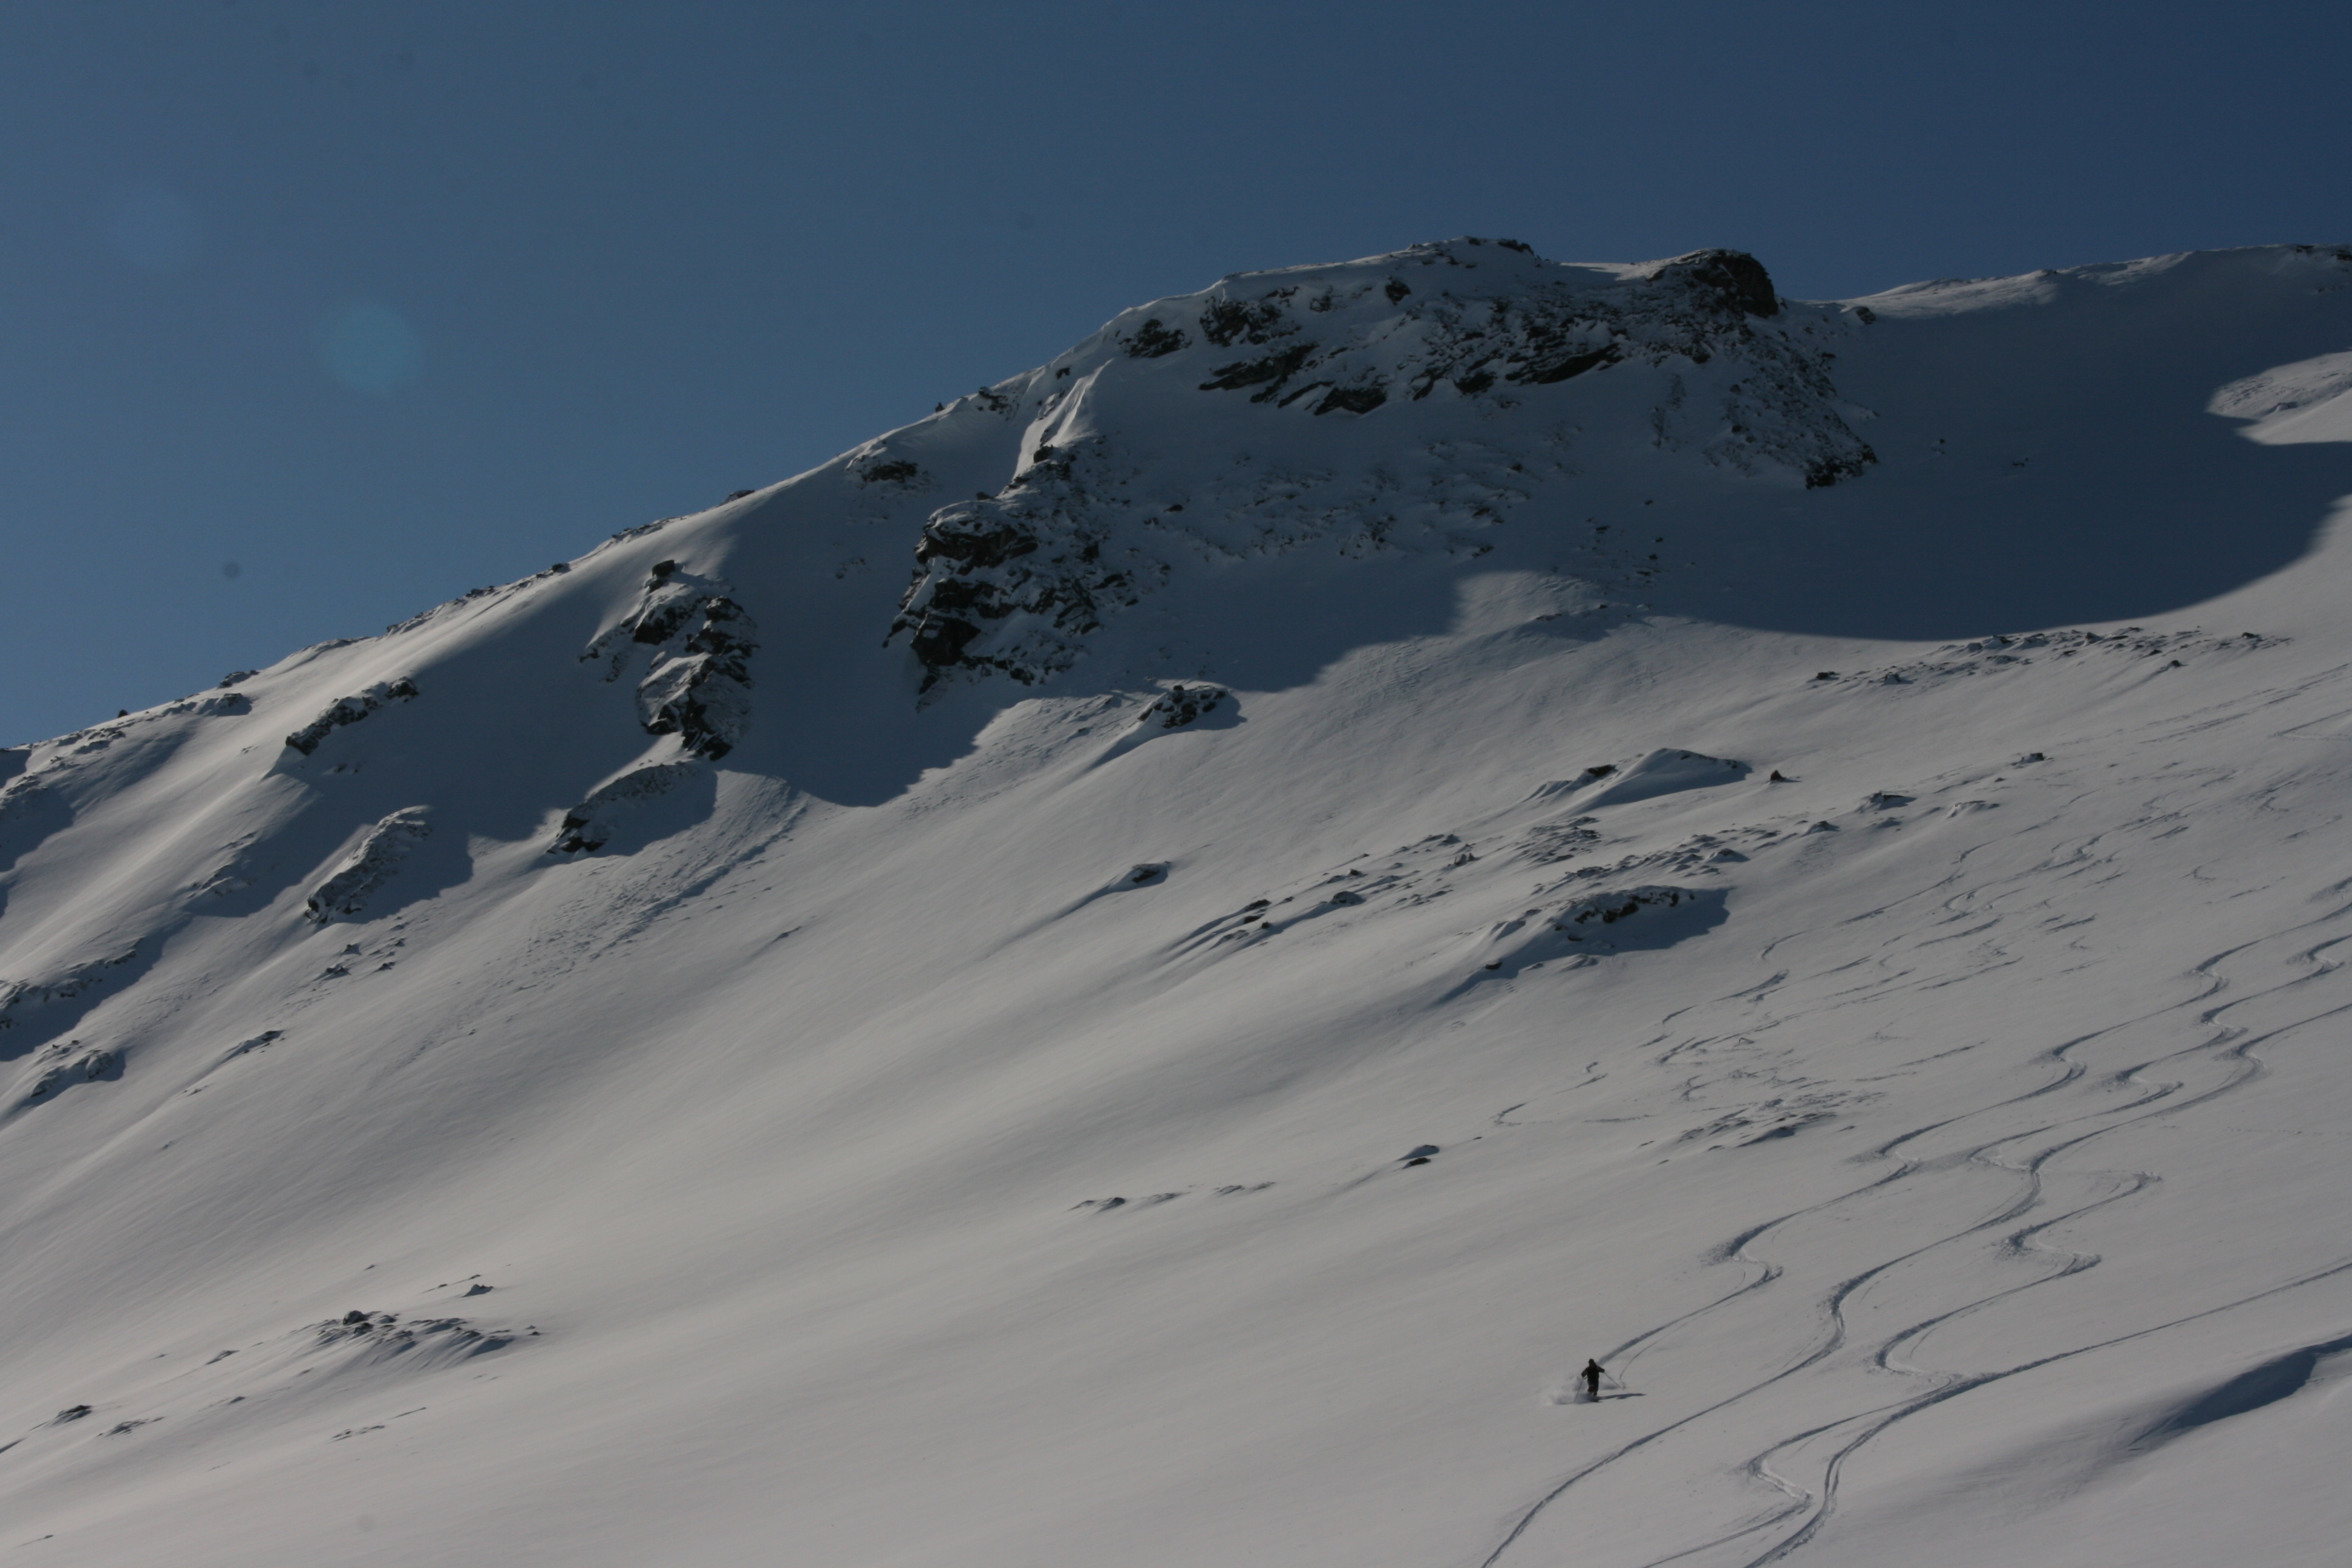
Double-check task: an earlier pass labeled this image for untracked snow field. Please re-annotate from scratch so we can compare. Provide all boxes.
[1,241,2348,1566]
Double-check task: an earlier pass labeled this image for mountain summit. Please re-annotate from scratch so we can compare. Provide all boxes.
[887,238,1873,689]
[1,240,2350,1567]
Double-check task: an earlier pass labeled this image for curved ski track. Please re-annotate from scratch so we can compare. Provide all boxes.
[1474,892,2352,1568]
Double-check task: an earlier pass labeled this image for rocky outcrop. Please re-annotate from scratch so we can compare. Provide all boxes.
[1576,749,1751,808]
[0,946,140,1037]
[19,1041,120,1104]
[305,808,432,923]
[1159,241,1871,484]
[1550,883,1708,934]
[1135,684,1227,731]
[1644,248,1780,317]
[888,239,1878,693]
[582,563,757,759]
[887,480,1145,692]
[284,679,419,756]
[548,762,700,854]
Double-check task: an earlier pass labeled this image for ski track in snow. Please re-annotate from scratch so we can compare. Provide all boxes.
[1477,818,2352,1568]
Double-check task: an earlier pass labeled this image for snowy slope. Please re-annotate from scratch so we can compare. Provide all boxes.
[2,239,2350,1567]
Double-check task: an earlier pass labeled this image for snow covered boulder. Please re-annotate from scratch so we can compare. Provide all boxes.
[0,947,142,1040]
[18,1043,120,1105]
[1552,884,1719,937]
[1576,749,1750,808]
[305,808,432,923]
[1460,883,1730,986]
[549,762,701,854]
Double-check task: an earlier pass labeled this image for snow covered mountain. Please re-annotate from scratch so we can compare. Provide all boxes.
[3,238,2350,1567]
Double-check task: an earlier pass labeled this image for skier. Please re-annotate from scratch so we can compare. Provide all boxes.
[1581,1359,1606,1401]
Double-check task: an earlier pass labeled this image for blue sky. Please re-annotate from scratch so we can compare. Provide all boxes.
[4,0,2347,744]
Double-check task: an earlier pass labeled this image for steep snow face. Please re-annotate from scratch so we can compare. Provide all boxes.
[0,241,2350,1568]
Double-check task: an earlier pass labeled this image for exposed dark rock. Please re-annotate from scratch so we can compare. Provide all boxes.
[1200,293,1296,347]
[1174,243,1869,489]
[283,679,419,756]
[913,513,1039,572]
[22,1043,120,1100]
[1644,248,1781,318]
[1125,318,1189,358]
[583,569,758,759]
[0,947,140,1037]
[857,459,924,486]
[639,599,754,758]
[305,808,432,923]
[1200,343,1318,400]
[1803,449,1877,489]
[889,479,1139,691]
[1136,684,1228,730]
[1538,884,1727,953]
[549,762,700,854]
[895,238,1872,695]
[311,1308,518,1362]
[1313,383,1389,416]
[1514,344,1621,385]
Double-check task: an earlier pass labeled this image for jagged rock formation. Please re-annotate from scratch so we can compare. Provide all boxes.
[582,561,757,758]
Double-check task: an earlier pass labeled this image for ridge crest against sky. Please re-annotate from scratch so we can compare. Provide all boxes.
[5,0,2350,743]
[0,217,2348,1563]
[5,10,2350,1562]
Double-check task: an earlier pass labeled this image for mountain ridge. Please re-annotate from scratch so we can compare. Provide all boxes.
[0,238,2348,1567]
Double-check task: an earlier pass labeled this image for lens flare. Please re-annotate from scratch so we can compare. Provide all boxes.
[318,302,424,394]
